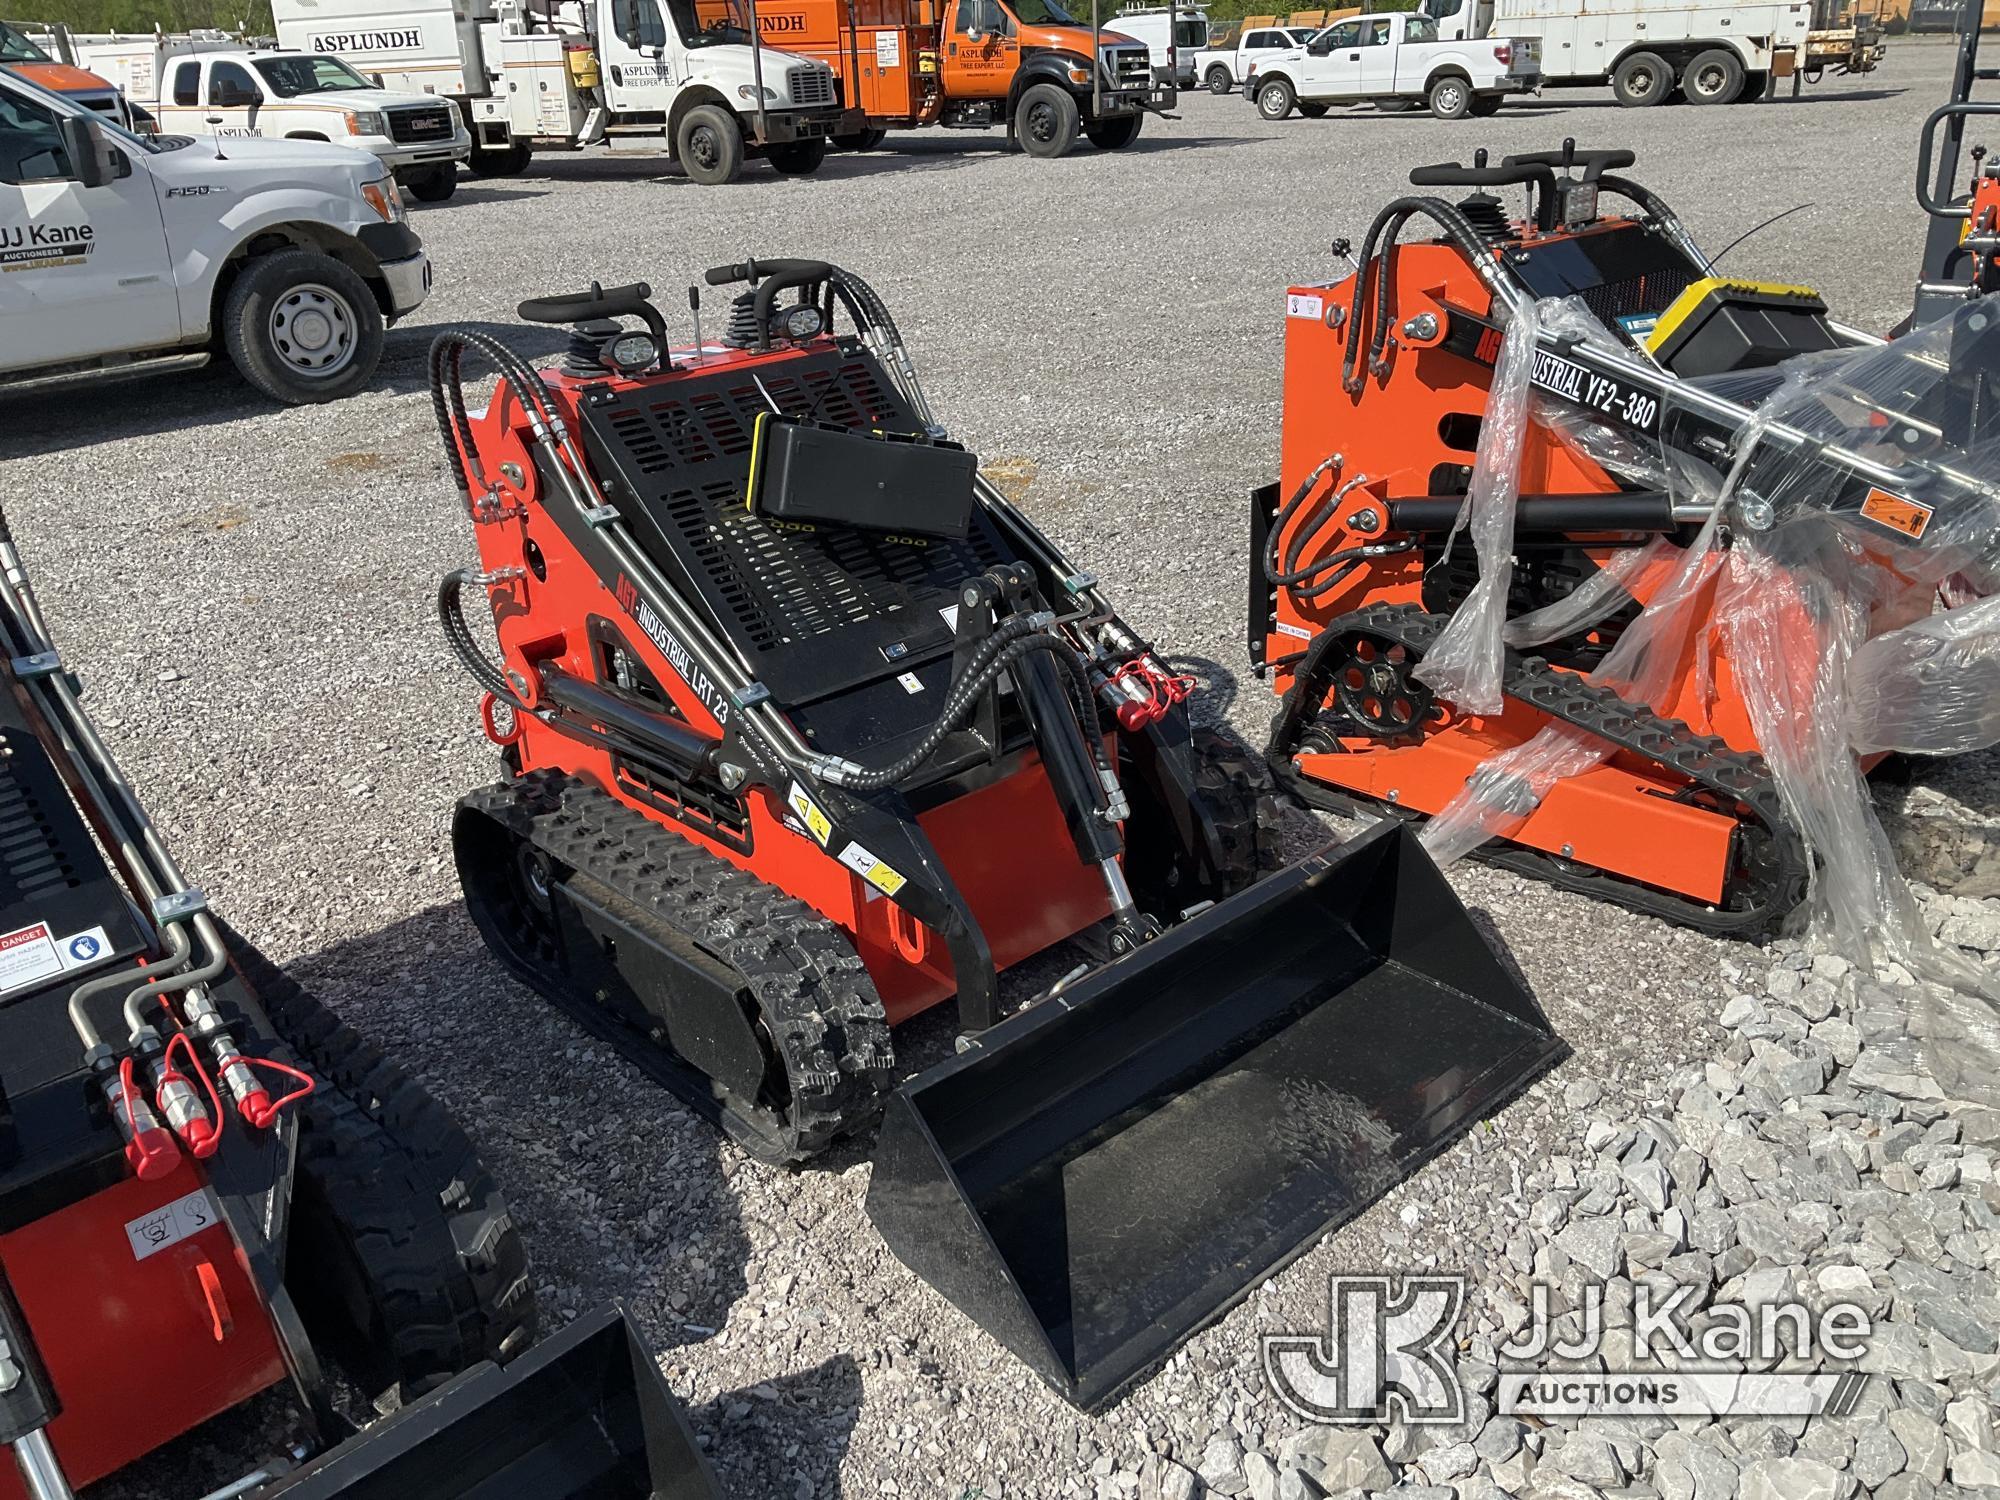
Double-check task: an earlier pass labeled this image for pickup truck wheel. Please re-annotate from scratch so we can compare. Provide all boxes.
[1206,64,1233,93]
[677,104,745,184]
[1297,101,1329,118]
[403,166,457,202]
[1612,50,1672,105]
[1684,48,1745,104]
[469,142,533,176]
[1427,75,1473,119]
[221,249,382,406]
[1016,83,1081,157]
[768,138,828,174]
[1256,77,1296,119]
[1469,93,1503,116]
[1085,113,1143,149]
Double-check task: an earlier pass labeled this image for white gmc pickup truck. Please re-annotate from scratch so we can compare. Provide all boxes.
[1,69,430,404]
[1246,10,1540,120]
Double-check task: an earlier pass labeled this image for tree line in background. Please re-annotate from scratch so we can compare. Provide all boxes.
[14,0,272,36]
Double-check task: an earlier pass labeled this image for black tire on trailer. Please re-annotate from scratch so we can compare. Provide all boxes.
[1016,82,1081,157]
[1298,101,1330,117]
[1612,49,1673,105]
[402,165,457,202]
[219,248,383,406]
[1469,92,1503,115]
[223,926,537,1405]
[1085,112,1144,148]
[768,138,828,174]
[1256,76,1296,119]
[1206,64,1233,93]
[1684,47,1746,104]
[468,141,533,175]
[1427,73,1473,119]
[677,104,745,184]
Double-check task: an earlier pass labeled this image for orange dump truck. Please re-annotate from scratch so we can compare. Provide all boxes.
[0,20,137,126]
[701,0,1174,154]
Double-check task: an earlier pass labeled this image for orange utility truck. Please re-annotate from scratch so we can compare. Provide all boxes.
[737,0,1175,155]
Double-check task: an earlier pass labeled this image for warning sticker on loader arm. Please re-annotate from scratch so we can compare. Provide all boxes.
[0,920,113,997]
[786,782,834,847]
[837,840,907,897]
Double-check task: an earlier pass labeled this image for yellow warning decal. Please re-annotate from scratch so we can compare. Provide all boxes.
[837,840,907,897]
[786,782,833,848]
[1858,487,1934,540]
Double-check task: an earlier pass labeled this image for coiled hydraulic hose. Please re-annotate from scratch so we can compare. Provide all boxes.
[439,568,522,704]
[831,629,1106,794]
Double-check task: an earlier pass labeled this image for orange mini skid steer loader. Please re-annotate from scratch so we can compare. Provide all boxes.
[432,260,1568,1411]
[1253,141,1999,935]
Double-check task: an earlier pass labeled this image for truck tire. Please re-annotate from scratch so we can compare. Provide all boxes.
[1206,64,1233,93]
[469,142,533,176]
[1612,50,1673,106]
[1297,101,1329,117]
[223,924,537,1406]
[768,138,828,174]
[677,104,745,185]
[1016,83,1081,157]
[1735,70,1768,101]
[1469,92,1503,116]
[1085,113,1144,148]
[220,249,383,406]
[1256,77,1296,119]
[403,165,457,203]
[832,127,888,149]
[1427,74,1473,119]
[1684,47,1745,104]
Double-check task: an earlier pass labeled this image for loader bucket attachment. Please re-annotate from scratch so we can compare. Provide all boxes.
[258,1303,722,1499]
[865,820,1567,1412]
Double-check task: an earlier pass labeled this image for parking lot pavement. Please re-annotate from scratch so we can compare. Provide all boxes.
[6,37,1992,1498]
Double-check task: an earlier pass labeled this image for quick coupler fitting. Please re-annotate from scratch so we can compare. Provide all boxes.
[89,1044,180,1183]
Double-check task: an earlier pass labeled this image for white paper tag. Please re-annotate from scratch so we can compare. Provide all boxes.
[125,1191,217,1262]
[876,29,900,66]
[1286,293,1324,320]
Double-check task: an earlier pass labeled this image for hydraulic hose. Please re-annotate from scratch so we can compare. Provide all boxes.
[1597,174,1716,274]
[832,631,1100,793]
[439,569,524,704]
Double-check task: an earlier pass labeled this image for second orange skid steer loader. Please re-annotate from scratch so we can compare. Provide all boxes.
[428,260,1567,1410]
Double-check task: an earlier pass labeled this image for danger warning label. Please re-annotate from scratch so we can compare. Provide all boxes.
[0,920,113,996]
[1858,487,1934,541]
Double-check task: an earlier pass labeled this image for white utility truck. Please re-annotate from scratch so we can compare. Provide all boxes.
[1190,23,1315,93]
[1416,0,1808,104]
[0,67,429,403]
[1113,5,1210,85]
[267,0,843,184]
[1246,10,1540,119]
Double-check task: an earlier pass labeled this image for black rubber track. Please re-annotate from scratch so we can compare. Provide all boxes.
[221,922,537,1403]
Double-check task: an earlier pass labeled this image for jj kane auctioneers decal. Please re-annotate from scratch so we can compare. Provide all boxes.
[1,220,93,272]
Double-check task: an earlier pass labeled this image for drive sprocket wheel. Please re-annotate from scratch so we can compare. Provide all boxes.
[1318,628,1437,742]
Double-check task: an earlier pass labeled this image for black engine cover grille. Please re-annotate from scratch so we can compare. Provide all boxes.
[579,345,1017,708]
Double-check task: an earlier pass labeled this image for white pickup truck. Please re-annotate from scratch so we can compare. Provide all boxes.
[1246,10,1539,119]
[1,68,429,403]
[1190,24,1316,94]
[137,49,471,202]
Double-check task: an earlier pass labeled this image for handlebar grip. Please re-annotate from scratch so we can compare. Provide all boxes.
[516,281,654,324]
[705,261,755,286]
[1410,160,1544,188]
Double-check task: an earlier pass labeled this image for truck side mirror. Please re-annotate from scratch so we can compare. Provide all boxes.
[57,114,127,190]
[615,0,644,46]
[1308,35,1334,53]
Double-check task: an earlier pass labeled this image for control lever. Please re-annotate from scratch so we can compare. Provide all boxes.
[516,280,669,345]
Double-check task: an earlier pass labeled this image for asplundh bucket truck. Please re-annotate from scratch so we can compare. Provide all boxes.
[270,0,843,183]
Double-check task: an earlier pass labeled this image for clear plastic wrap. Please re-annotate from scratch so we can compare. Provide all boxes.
[1417,297,2000,1100]
[1848,594,2000,755]
[1415,297,1544,715]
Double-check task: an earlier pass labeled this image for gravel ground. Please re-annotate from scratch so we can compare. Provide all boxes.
[3,37,1997,1498]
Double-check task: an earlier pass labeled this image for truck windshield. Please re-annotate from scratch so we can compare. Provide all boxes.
[254,55,376,95]
[671,0,753,46]
[0,23,51,63]
[1010,0,1080,25]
